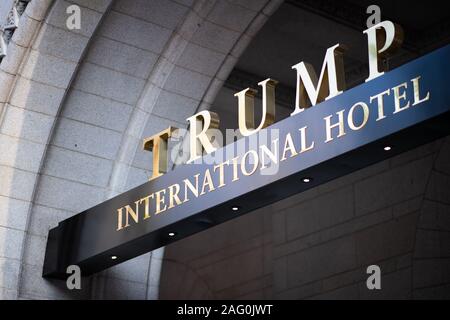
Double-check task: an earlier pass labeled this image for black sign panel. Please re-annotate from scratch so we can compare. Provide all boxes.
[44,45,450,278]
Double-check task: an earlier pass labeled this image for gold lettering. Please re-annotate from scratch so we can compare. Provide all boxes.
[411,76,430,106]
[183,174,200,203]
[291,43,346,114]
[235,78,277,136]
[168,184,182,209]
[186,111,220,163]
[281,133,298,161]
[143,127,177,180]
[155,189,167,214]
[299,126,314,153]
[241,150,259,176]
[116,207,124,231]
[213,160,229,188]
[230,156,240,182]
[392,82,410,114]
[201,169,215,195]
[348,102,369,131]
[137,194,154,220]
[370,89,390,121]
[363,21,403,82]
[260,139,279,169]
[125,203,139,227]
[324,109,346,142]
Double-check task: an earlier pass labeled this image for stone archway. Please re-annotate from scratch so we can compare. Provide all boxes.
[0,0,283,299]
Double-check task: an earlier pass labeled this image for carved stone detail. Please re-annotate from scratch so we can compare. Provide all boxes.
[0,0,31,61]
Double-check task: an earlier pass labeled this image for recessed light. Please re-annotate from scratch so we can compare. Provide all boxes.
[111,255,118,260]
[302,177,312,183]
[384,146,392,151]
[231,206,240,211]
[168,232,176,237]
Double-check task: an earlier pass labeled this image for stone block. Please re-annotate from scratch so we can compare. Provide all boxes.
[207,1,257,33]
[0,41,27,74]
[43,145,114,188]
[163,65,211,101]
[102,277,147,299]
[286,236,356,288]
[62,89,133,132]
[32,23,89,62]
[51,118,122,160]
[23,234,47,267]
[359,268,412,299]
[392,196,422,218]
[0,70,15,103]
[124,166,149,191]
[1,105,54,143]
[35,175,106,212]
[148,255,163,286]
[190,20,240,54]
[355,156,433,216]
[10,77,65,116]
[285,186,354,241]
[414,229,442,259]
[426,171,450,204]
[0,257,21,290]
[113,0,188,30]
[151,89,199,123]
[177,42,225,77]
[86,37,158,79]
[312,284,359,300]
[419,200,450,232]
[69,0,112,12]
[73,62,145,105]
[99,11,171,54]
[12,13,40,46]
[413,283,450,299]
[0,226,25,260]
[19,263,91,299]
[46,0,102,37]
[0,196,29,231]
[435,139,450,175]
[21,50,77,89]
[413,258,450,288]
[0,134,45,172]
[389,139,441,168]
[0,287,17,299]
[355,212,418,265]
[228,0,269,12]
[0,165,37,201]
[203,77,224,104]
[273,211,286,245]
[28,205,72,237]
[275,280,322,299]
[25,0,52,21]
[197,247,264,291]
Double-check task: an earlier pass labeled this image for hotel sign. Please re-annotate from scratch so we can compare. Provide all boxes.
[43,21,450,278]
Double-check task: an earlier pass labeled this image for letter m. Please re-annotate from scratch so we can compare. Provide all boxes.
[291,44,346,115]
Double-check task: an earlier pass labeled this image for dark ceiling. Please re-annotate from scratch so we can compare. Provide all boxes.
[230,0,450,93]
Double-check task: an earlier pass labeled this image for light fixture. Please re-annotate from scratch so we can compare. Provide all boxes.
[111,255,118,260]
[302,177,312,183]
[384,146,392,151]
[168,232,176,237]
[231,206,240,212]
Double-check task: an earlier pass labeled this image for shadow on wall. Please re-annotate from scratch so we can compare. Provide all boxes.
[159,136,450,299]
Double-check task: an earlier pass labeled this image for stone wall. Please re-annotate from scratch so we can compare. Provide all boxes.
[160,136,450,299]
[0,0,283,299]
